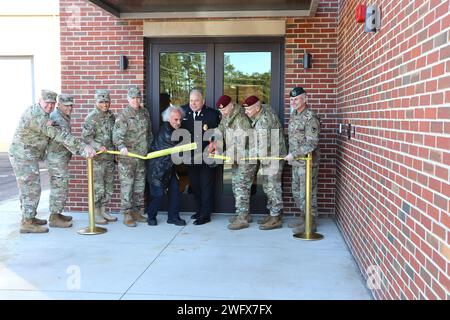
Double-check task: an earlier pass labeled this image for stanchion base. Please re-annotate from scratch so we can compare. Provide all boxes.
[293,232,324,241]
[77,226,107,235]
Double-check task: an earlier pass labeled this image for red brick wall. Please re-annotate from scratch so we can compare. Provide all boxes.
[60,0,144,211]
[283,1,339,215]
[335,0,450,299]
[61,0,339,215]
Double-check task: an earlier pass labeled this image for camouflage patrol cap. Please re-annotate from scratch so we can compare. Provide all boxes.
[290,87,306,97]
[41,90,57,103]
[95,89,110,103]
[58,94,74,106]
[127,86,141,99]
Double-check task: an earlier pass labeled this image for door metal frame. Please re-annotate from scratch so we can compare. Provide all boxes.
[213,42,283,213]
[146,37,284,124]
[147,42,214,132]
[214,42,283,125]
[145,37,285,213]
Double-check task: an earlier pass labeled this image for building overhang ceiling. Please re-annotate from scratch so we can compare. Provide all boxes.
[88,0,319,19]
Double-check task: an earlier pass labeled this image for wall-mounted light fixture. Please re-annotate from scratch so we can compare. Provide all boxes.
[119,55,128,70]
[303,52,312,69]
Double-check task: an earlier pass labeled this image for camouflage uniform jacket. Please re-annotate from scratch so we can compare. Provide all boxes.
[217,105,252,163]
[288,107,320,166]
[47,108,72,159]
[9,103,86,161]
[83,107,116,161]
[113,105,153,155]
[249,105,287,159]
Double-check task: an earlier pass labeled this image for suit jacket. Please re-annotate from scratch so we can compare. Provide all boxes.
[181,104,221,165]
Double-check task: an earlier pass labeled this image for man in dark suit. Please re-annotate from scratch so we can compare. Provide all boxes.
[181,90,221,225]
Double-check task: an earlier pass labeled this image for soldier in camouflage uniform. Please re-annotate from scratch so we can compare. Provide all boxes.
[243,95,287,230]
[82,90,117,224]
[284,87,321,233]
[214,95,257,230]
[45,94,76,228]
[113,86,153,227]
[9,90,96,233]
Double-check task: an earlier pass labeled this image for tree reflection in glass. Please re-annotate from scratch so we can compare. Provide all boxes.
[160,52,207,107]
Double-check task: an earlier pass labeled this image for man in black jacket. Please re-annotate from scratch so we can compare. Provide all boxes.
[181,90,221,225]
[146,106,186,226]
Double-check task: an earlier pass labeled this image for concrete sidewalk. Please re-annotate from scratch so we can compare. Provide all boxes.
[0,153,49,202]
[0,190,372,300]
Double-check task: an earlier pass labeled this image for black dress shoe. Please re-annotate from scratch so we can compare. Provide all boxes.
[191,213,200,219]
[193,217,211,225]
[167,218,186,226]
[147,218,157,226]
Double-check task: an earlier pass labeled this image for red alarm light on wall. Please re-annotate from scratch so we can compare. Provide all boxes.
[356,4,366,23]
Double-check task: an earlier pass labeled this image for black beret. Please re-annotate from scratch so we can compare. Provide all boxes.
[290,87,306,97]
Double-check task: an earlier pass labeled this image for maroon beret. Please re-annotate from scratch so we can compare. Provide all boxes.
[243,95,259,107]
[216,95,232,109]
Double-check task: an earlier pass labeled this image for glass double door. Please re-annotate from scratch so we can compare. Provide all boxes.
[148,38,283,213]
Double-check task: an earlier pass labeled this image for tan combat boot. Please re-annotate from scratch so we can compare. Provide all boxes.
[49,213,73,228]
[229,214,253,223]
[292,218,317,234]
[95,206,108,225]
[288,214,305,228]
[31,217,47,225]
[58,213,73,222]
[227,215,250,230]
[257,214,271,225]
[123,211,137,227]
[20,218,49,233]
[259,215,282,230]
[130,210,147,223]
[100,206,117,222]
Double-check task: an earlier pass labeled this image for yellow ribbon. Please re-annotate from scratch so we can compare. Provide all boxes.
[97,150,147,160]
[208,153,309,162]
[97,142,197,160]
[208,154,232,161]
[145,142,197,160]
[242,156,285,161]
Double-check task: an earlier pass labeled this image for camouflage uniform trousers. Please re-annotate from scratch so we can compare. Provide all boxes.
[9,156,41,219]
[259,160,284,216]
[118,157,145,212]
[292,163,319,217]
[46,154,71,214]
[231,163,258,216]
[93,158,115,208]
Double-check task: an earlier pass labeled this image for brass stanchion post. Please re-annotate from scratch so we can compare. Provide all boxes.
[294,153,324,240]
[78,157,107,235]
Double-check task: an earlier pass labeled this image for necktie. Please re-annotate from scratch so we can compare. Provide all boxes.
[194,112,199,120]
